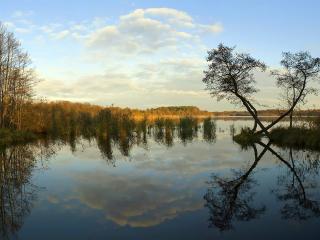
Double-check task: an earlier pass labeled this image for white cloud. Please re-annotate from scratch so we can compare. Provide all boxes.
[14,27,32,33]
[70,171,204,227]
[201,22,224,33]
[85,8,222,56]
[34,56,208,108]
[5,8,228,110]
[53,30,70,40]
[143,8,195,28]
[2,21,15,28]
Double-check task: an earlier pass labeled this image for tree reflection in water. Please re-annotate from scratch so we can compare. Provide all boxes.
[4,119,320,236]
[269,146,320,220]
[0,142,55,239]
[204,143,268,231]
[94,119,217,163]
[204,141,320,231]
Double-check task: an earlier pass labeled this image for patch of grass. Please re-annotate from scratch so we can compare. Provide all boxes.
[233,127,262,148]
[0,128,37,147]
[270,126,320,150]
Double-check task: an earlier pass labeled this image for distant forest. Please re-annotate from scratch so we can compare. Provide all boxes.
[211,109,320,117]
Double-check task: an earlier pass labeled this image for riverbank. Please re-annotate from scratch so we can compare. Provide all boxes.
[0,129,37,147]
[270,127,320,150]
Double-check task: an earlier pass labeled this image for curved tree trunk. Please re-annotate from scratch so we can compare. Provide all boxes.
[256,74,307,134]
[237,94,269,136]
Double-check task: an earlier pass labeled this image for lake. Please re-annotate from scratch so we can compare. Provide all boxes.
[1,120,319,240]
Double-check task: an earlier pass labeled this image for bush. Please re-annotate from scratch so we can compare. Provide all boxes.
[270,126,320,150]
[233,127,262,148]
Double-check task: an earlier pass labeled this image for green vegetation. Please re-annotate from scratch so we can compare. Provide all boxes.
[0,129,36,148]
[270,125,320,150]
[233,128,262,148]
[179,116,198,143]
[0,98,219,149]
[203,117,216,142]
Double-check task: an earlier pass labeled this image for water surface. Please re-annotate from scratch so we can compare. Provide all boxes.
[1,120,319,239]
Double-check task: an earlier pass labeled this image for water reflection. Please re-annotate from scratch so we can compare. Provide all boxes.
[204,143,268,230]
[92,118,216,161]
[271,146,320,220]
[204,141,320,231]
[71,171,203,228]
[0,143,55,239]
[0,120,320,239]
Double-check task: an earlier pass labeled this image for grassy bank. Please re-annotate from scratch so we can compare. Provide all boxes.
[233,128,262,147]
[270,127,320,150]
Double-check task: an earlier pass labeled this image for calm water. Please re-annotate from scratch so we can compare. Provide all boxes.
[1,120,320,239]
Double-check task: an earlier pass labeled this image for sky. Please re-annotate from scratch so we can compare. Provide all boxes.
[1,0,320,111]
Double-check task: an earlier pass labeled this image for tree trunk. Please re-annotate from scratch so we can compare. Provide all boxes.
[237,95,269,136]
[256,74,307,134]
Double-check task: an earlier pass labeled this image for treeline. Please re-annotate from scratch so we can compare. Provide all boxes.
[132,106,212,119]
[212,109,320,117]
[0,100,218,146]
[22,101,215,135]
[19,101,213,134]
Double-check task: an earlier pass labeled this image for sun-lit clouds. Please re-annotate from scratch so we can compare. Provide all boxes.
[53,30,70,40]
[3,7,226,110]
[2,1,320,111]
[85,8,221,56]
[69,171,204,227]
[34,68,206,108]
[200,22,223,34]
[143,7,194,27]
[34,54,211,108]
[2,10,37,34]
[46,137,254,228]
[28,6,216,108]
[35,71,146,102]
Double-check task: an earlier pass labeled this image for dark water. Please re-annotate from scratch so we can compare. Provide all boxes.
[1,120,319,239]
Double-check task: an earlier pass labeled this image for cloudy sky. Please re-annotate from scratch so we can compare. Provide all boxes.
[1,0,320,110]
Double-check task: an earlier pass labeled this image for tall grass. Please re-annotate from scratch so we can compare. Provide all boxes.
[203,117,216,142]
[179,116,198,143]
[233,127,262,148]
[270,126,320,150]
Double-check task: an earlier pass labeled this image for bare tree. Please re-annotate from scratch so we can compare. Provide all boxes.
[203,44,320,136]
[0,22,34,129]
[203,44,268,135]
[258,52,320,133]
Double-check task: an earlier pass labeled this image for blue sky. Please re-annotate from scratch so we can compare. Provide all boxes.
[1,0,319,110]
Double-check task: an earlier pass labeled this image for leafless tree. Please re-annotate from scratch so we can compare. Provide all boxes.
[267,52,320,130]
[0,22,35,129]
